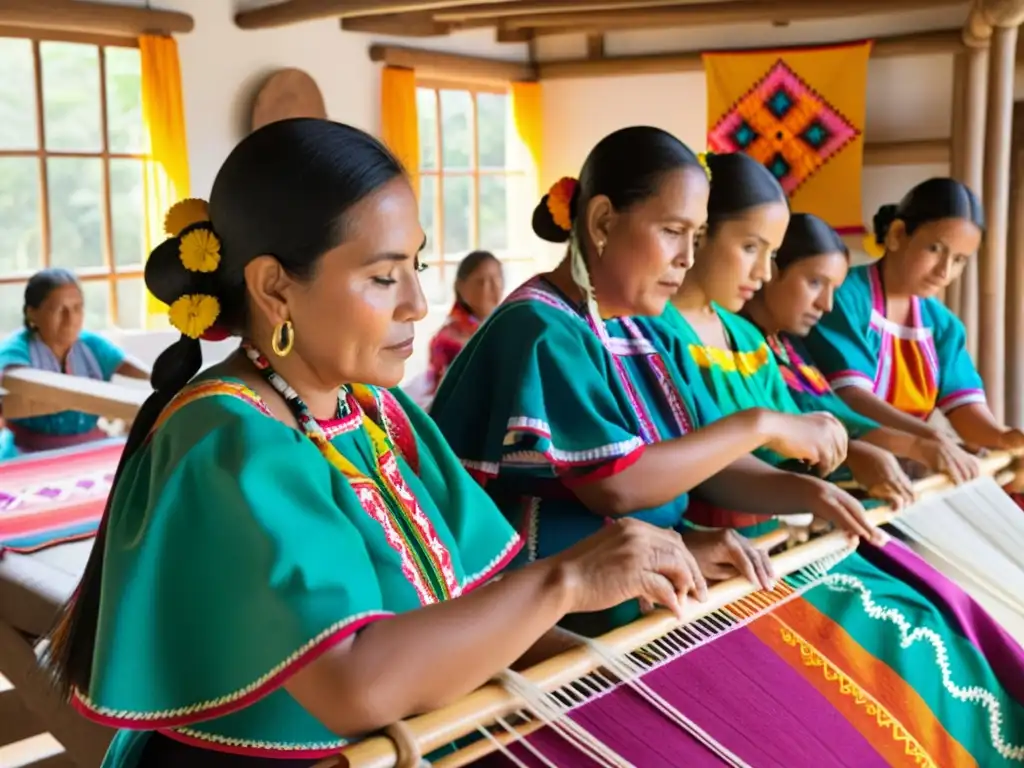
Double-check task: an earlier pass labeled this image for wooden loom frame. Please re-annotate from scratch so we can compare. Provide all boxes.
[0,367,149,422]
[325,450,1020,768]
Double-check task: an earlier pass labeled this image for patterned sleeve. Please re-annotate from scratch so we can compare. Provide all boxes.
[803,272,877,393]
[930,302,987,415]
[75,394,390,727]
[80,331,127,380]
[431,301,647,486]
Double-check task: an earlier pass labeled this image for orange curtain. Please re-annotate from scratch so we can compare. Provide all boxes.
[139,34,191,327]
[380,66,420,193]
[511,81,543,194]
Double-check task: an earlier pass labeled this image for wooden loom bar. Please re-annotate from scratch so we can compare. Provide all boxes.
[369,44,537,82]
[536,29,966,79]
[332,452,1017,768]
[0,368,149,422]
[0,0,193,37]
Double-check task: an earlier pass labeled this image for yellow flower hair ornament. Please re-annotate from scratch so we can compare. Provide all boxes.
[697,151,713,181]
[164,198,210,238]
[169,294,221,340]
[179,227,222,273]
[546,177,579,233]
[861,233,886,260]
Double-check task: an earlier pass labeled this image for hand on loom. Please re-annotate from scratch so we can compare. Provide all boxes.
[794,477,884,545]
[844,441,915,509]
[553,518,708,620]
[911,433,981,484]
[681,528,776,591]
[997,427,1024,452]
[761,411,848,477]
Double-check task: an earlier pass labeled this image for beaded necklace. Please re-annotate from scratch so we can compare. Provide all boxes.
[241,341,458,603]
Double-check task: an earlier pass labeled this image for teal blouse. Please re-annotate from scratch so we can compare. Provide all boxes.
[73,377,520,762]
[803,263,986,418]
[431,277,722,630]
[0,328,126,438]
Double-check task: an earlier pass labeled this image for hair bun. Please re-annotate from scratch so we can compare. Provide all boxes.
[532,195,571,244]
[872,203,899,244]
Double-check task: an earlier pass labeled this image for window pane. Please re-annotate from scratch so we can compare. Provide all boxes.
[110,158,145,268]
[0,39,37,150]
[479,175,508,253]
[476,92,507,170]
[440,90,472,170]
[0,283,26,334]
[115,277,143,330]
[417,261,449,307]
[416,88,437,171]
[41,42,101,152]
[0,158,42,275]
[105,47,144,154]
[442,175,472,256]
[502,259,538,296]
[48,157,104,270]
[419,174,438,258]
[80,280,110,330]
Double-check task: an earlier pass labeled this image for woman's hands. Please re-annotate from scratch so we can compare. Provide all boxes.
[998,427,1024,452]
[912,433,980,484]
[845,440,914,509]
[552,518,707,620]
[793,476,883,545]
[682,528,776,591]
[761,411,848,477]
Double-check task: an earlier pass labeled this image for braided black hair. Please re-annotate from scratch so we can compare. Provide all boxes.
[46,118,406,694]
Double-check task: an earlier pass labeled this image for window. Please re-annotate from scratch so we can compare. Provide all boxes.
[415,83,536,307]
[0,32,147,334]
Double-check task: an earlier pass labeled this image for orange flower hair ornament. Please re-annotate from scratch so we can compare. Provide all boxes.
[862,233,887,260]
[546,177,578,232]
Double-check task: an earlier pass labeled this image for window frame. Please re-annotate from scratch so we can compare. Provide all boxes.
[0,27,146,329]
[416,77,532,304]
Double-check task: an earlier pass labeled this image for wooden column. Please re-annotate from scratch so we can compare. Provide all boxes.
[1007,103,1024,427]
[978,23,1018,423]
[959,45,988,360]
[946,52,968,312]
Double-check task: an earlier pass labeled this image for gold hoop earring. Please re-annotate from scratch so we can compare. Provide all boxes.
[271,320,294,357]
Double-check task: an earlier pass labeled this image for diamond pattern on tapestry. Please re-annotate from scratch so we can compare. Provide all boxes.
[707,59,859,194]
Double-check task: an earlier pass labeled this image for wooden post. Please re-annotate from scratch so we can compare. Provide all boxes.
[960,44,988,361]
[1007,103,1024,427]
[978,22,1018,423]
[946,52,969,311]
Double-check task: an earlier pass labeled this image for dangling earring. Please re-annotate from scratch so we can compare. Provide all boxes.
[596,241,605,259]
[271,320,294,357]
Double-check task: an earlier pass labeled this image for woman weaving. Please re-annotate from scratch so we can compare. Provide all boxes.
[661,154,978,530]
[743,211,982,485]
[45,119,715,767]
[803,178,1024,454]
[431,126,879,635]
[0,269,149,459]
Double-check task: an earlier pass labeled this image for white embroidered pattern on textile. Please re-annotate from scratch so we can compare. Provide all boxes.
[823,573,1024,762]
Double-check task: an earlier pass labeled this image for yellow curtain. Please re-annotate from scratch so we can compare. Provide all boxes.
[139,34,191,328]
[380,66,420,193]
[511,81,543,194]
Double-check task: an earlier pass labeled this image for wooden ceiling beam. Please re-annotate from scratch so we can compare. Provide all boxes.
[434,0,698,21]
[369,43,537,83]
[0,0,192,37]
[537,28,966,79]
[236,0,517,29]
[502,0,966,34]
[341,12,455,36]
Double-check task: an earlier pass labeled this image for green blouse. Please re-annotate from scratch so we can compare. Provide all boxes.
[73,377,520,762]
